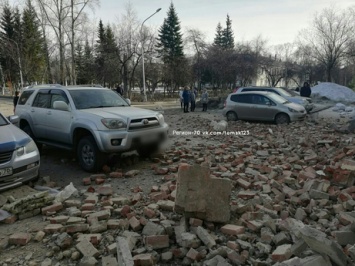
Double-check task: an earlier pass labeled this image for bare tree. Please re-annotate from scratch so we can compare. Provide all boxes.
[34,0,98,85]
[185,27,207,90]
[67,0,99,85]
[298,6,355,82]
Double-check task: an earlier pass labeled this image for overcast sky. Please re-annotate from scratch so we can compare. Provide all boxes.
[95,0,355,46]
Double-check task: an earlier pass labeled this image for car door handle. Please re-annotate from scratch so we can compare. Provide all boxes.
[47,111,52,115]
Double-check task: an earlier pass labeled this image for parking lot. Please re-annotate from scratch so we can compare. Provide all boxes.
[1,95,355,265]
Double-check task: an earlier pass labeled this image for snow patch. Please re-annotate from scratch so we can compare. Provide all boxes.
[311,82,355,103]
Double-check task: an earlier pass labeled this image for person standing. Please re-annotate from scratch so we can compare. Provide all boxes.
[116,85,123,95]
[179,88,183,109]
[182,87,190,113]
[300,82,311,97]
[190,88,196,112]
[13,91,19,113]
[201,89,209,111]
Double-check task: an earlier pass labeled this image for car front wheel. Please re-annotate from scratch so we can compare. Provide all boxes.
[226,111,238,121]
[77,136,106,172]
[275,113,290,124]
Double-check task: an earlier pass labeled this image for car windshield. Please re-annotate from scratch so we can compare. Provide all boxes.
[69,89,129,109]
[267,93,289,104]
[283,88,299,96]
[276,88,292,97]
[0,113,8,126]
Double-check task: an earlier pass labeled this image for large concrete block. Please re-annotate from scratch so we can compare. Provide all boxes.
[300,226,347,266]
[175,163,231,223]
[116,237,134,266]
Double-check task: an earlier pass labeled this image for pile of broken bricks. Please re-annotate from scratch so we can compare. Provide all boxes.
[1,120,355,265]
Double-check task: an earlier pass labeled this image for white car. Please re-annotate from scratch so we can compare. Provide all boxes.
[0,113,40,191]
[222,91,307,124]
[235,87,314,113]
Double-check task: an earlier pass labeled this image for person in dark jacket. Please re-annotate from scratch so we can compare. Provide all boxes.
[182,87,190,113]
[189,88,196,112]
[300,82,311,97]
[13,91,19,113]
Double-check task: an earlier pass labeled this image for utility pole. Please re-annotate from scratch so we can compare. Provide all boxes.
[140,8,161,102]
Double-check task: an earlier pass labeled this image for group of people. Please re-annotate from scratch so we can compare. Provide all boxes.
[179,87,209,113]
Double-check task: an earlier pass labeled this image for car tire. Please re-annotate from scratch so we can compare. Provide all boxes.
[275,113,290,124]
[77,136,106,172]
[23,125,42,150]
[137,143,160,158]
[226,111,238,121]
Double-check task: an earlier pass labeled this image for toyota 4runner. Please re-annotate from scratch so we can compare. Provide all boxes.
[15,85,169,172]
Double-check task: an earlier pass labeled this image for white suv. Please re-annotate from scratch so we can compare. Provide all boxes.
[15,85,169,172]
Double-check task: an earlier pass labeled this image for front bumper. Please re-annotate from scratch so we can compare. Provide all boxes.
[0,160,40,192]
[94,123,169,153]
[289,113,307,122]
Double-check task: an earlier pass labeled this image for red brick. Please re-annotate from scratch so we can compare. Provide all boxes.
[9,232,31,246]
[143,207,156,218]
[129,216,142,231]
[42,202,63,215]
[271,244,292,262]
[44,224,64,233]
[81,203,95,211]
[109,172,123,178]
[131,193,142,204]
[227,241,239,250]
[297,171,316,181]
[3,215,18,224]
[120,205,131,217]
[155,168,169,175]
[220,224,245,236]
[338,192,352,202]
[65,224,89,233]
[97,185,113,196]
[189,218,203,227]
[145,235,169,249]
[149,191,169,202]
[133,254,154,266]
[82,177,91,185]
[186,248,202,261]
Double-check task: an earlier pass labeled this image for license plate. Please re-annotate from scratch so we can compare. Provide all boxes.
[141,134,157,144]
[0,167,12,177]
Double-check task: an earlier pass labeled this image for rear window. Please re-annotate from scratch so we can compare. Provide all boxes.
[18,90,34,105]
[241,88,260,92]
[230,94,252,103]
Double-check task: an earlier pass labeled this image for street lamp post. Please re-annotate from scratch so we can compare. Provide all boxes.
[1,36,24,92]
[141,8,161,102]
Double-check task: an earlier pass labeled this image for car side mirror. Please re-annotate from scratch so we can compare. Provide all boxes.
[8,115,19,124]
[125,98,131,105]
[53,101,69,111]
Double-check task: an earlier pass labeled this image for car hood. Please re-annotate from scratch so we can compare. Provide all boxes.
[0,124,30,152]
[285,96,307,105]
[80,107,160,119]
[284,102,306,111]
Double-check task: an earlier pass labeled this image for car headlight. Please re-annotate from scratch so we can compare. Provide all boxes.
[157,113,165,124]
[16,139,37,156]
[288,107,299,113]
[101,118,127,129]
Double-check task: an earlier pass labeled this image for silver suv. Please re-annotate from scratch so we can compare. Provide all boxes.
[15,85,169,172]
